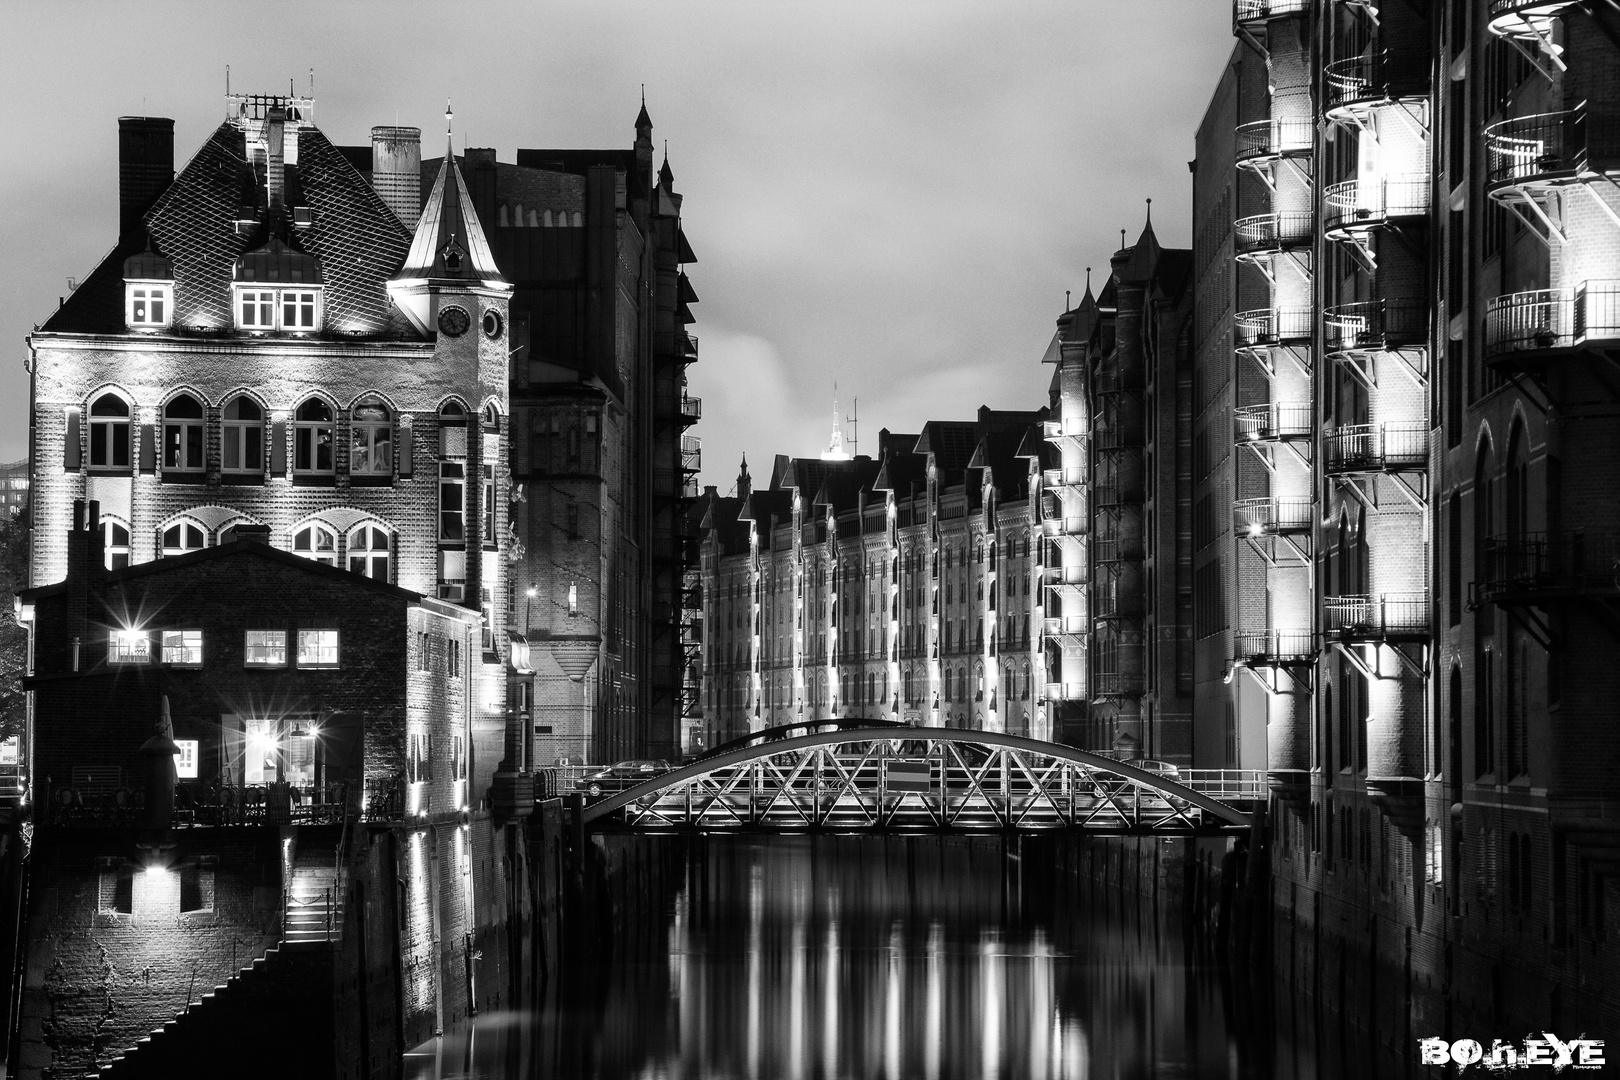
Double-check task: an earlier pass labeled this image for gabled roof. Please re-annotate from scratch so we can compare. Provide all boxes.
[41,122,414,337]
[916,421,977,475]
[393,141,505,285]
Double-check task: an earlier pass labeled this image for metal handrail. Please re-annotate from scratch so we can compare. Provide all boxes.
[1472,531,1620,602]
[1323,421,1429,473]
[1234,402,1313,442]
[1234,212,1314,254]
[1234,496,1314,535]
[1322,591,1430,637]
[1484,281,1620,356]
[1235,0,1309,22]
[1234,118,1315,161]
[1484,109,1581,187]
[1323,173,1430,232]
[1324,50,1430,113]
[1324,298,1429,352]
[1235,306,1313,347]
[1233,629,1316,662]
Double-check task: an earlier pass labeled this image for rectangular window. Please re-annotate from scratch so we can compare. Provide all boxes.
[129,285,168,327]
[407,731,430,784]
[239,289,276,329]
[451,735,466,781]
[417,631,432,672]
[244,630,287,668]
[98,860,134,915]
[282,290,317,329]
[296,629,340,669]
[90,419,131,470]
[224,420,262,472]
[482,464,495,540]
[175,739,199,779]
[164,419,205,472]
[161,629,203,667]
[180,861,215,914]
[448,638,462,679]
[109,630,151,664]
[439,462,465,541]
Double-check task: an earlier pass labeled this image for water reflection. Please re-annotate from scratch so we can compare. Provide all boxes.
[404,835,1391,1080]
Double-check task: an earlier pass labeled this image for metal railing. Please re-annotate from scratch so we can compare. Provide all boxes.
[1323,174,1430,233]
[1324,298,1430,352]
[1484,109,1580,188]
[1044,681,1087,701]
[1234,211,1314,255]
[680,395,702,421]
[1093,671,1145,697]
[1043,466,1085,487]
[1234,118,1315,162]
[1093,536,1143,564]
[1042,615,1088,636]
[1235,0,1309,23]
[47,781,356,828]
[1487,0,1580,37]
[1322,592,1430,638]
[1233,629,1316,663]
[1234,496,1314,536]
[1323,421,1428,473]
[1235,306,1313,348]
[1040,515,1086,537]
[1484,281,1620,357]
[1324,50,1430,113]
[1472,531,1620,604]
[1234,401,1313,443]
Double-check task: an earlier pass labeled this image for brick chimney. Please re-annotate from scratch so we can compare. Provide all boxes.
[265,107,287,219]
[118,117,175,240]
[371,126,422,229]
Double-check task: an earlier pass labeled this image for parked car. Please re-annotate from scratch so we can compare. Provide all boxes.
[576,759,673,798]
[1128,759,1181,780]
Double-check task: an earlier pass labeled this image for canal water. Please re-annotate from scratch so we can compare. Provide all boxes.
[405,835,1407,1080]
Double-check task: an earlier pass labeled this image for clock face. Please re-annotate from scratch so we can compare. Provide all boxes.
[437,305,471,337]
[482,309,503,340]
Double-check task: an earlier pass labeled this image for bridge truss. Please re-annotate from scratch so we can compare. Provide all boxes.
[581,727,1264,835]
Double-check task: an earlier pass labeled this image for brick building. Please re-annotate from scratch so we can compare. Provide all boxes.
[12,503,513,1077]
[0,460,26,519]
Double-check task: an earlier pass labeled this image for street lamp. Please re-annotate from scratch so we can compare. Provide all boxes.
[525,585,537,629]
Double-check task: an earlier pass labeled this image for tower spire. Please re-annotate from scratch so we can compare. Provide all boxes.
[822,382,849,460]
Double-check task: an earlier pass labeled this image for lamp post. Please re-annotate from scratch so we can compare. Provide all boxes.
[525,585,537,630]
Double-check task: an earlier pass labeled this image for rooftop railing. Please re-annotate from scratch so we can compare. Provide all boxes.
[1323,421,1429,474]
[1484,281,1620,358]
[1322,591,1430,639]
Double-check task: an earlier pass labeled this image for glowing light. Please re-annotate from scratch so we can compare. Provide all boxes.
[144,863,168,877]
[1249,523,1265,538]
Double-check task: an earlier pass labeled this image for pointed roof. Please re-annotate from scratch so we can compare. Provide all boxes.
[659,150,674,189]
[636,98,653,133]
[393,139,504,285]
[1116,209,1163,283]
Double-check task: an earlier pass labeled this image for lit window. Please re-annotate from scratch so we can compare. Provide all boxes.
[482,464,495,539]
[448,638,462,679]
[297,629,339,668]
[161,522,205,558]
[451,735,466,781]
[350,400,392,475]
[109,629,151,664]
[347,525,391,580]
[239,289,276,329]
[439,462,465,541]
[244,630,287,667]
[128,284,169,328]
[88,394,131,471]
[293,523,337,566]
[407,731,430,784]
[175,740,199,780]
[163,394,206,473]
[222,396,263,473]
[282,290,318,330]
[161,629,203,666]
[103,520,130,570]
[293,399,335,474]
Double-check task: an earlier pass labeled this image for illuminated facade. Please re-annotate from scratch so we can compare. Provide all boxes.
[699,413,1049,747]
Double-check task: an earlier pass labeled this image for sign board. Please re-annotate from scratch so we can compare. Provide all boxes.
[885,759,932,793]
[175,739,199,780]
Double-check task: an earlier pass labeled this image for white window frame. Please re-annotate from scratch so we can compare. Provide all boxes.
[347,524,391,581]
[126,282,170,329]
[162,396,206,474]
[103,519,130,570]
[439,462,465,541]
[293,400,335,475]
[237,288,276,330]
[244,630,287,668]
[349,402,393,475]
[293,523,338,566]
[222,396,264,473]
[161,629,204,667]
[234,286,322,332]
[296,629,340,669]
[161,521,206,559]
[282,289,318,330]
[109,629,152,664]
[88,395,132,471]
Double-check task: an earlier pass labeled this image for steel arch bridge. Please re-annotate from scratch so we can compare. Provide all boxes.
[581,726,1265,835]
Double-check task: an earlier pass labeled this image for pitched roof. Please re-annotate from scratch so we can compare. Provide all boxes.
[41,122,415,337]
[393,141,504,285]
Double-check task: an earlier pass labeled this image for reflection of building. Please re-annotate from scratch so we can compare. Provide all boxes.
[700,411,1049,748]
[0,459,26,518]
[15,505,491,1075]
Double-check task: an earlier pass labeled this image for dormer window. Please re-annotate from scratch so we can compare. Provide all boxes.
[234,286,321,332]
[127,284,170,328]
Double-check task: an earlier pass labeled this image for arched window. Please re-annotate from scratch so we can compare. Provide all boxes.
[943,667,953,702]
[348,524,391,581]
[161,521,205,558]
[222,396,263,473]
[1022,662,1031,700]
[293,522,337,566]
[162,395,205,474]
[956,667,967,702]
[103,519,130,570]
[350,399,392,475]
[294,399,335,474]
[89,394,132,470]
[867,672,876,705]
[975,664,985,701]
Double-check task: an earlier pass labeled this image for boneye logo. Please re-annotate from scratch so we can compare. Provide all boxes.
[1418,1035,1606,1072]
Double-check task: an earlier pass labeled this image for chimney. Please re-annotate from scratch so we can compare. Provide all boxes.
[371,126,422,229]
[266,107,287,218]
[118,117,175,239]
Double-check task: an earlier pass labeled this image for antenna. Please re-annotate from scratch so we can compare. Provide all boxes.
[1065,289,1071,311]
[226,64,230,100]
[846,398,859,458]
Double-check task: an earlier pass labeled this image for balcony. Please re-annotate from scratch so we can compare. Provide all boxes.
[1234,496,1314,537]
[1043,565,1086,586]
[1233,629,1316,665]
[1235,307,1313,350]
[1094,589,1143,621]
[680,435,701,475]
[1093,671,1145,698]
[1323,50,1430,122]
[1092,484,1142,512]
[680,395,702,423]
[1484,109,1583,195]
[1044,680,1087,702]
[1093,536,1144,565]
[1234,0,1308,28]
[1042,615,1088,637]
[1471,531,1620,606]
[1043,466,1085,487]
[1323,174,1430,239]
[1487,0,1579,40]
[1040,515,1086,538]
[1234,212,1313,260]
[1485,281,1620,363]
[1234,118,1314,168]
[1233,402,1313,444]
[1323,421,1428,474]
[1323,592,1429,641]
[1323,298,1429,355]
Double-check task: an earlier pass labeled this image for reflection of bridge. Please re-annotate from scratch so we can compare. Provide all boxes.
[582,725,1264,834]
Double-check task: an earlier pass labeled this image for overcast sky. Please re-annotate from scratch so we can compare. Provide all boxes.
[0,1,1233,487]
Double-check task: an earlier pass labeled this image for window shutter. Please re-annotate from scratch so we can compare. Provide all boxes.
[64,407,81,471]
[398,416,414,478]
[271,419,287,476]
[139,424,156,473]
